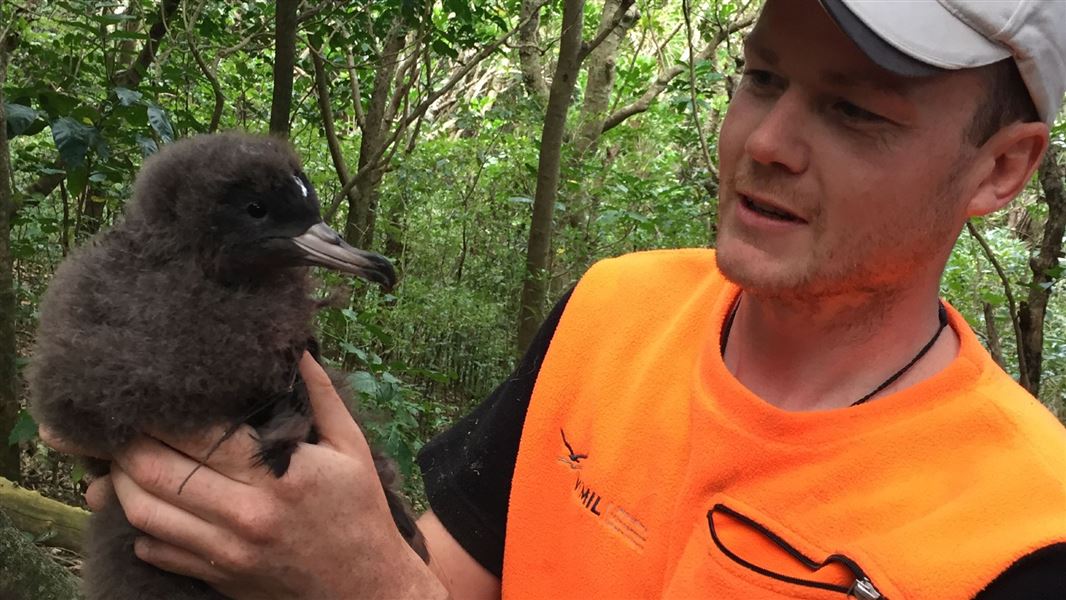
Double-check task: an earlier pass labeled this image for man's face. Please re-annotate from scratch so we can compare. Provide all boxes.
[716,0,987,300]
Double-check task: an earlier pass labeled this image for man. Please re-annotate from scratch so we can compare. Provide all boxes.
[45,0,1066,598]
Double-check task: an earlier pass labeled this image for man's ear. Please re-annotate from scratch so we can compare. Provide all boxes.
[966,122,1049,217]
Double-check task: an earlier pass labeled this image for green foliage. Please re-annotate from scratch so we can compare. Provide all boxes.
[6,410,37,447]
[4,103,43,139]
[3,0,1064,507]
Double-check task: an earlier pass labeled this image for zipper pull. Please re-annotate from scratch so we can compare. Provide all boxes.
[849,577,884,599]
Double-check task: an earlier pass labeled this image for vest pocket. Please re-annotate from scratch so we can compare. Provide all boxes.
[707,503,886,600]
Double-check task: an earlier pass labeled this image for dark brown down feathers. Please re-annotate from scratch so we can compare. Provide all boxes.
[28,133,426,600]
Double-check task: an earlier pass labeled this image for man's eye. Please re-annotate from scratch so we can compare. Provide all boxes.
[834,101,885,123]
[743,69,776,88]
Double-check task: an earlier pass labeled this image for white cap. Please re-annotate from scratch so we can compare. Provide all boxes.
[819,0,1066,126]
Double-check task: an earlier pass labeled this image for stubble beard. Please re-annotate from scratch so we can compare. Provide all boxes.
[716,164,966,308]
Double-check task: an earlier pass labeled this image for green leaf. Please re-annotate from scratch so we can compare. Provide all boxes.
[431,38,458,59]
[51,117,98,167]
[70,462,88,483]
[360,321,393,345]
[5,103,41,139]
[37,90,80,119]
[88,13,138,24]
[348,371,378,396]
[67,166,89,197]
[109,30,150,41]
[114,87,144,107]
[979,289,1003,305]
[8,410,38,446]
[71,105,100,124]
[136,134,159,157]
[93,135,111,163]
[147,105,175,143]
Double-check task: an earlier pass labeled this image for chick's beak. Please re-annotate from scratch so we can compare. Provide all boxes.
[289,222,397,289]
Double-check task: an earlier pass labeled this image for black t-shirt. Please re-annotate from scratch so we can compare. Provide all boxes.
[416,291,1066,598]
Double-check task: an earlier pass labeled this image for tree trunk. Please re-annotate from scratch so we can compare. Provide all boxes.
[557,0,637,287]
[518,0,549,104]
[345,23,407,248]
[268,0,299,137]
[0,31,20,482]
[76,194,105,238]
[516,0,587,354]
[112,0,180,88]
[0,508,83,600]
[1019,145,1066,396]
[574,0,635,158]
[982,302,1004,368]
[115,2,142,76]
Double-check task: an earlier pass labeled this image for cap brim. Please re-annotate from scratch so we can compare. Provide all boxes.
[819,0,1010,76]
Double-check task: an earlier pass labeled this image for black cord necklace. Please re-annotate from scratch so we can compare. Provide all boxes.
[719,296,949,407]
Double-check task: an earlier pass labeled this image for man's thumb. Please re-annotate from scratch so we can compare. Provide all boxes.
[299,352,368,454]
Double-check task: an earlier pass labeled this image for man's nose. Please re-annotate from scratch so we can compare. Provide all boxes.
[743,89,810,174]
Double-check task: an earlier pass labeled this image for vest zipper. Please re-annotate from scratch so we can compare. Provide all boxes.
[707,504,886,600]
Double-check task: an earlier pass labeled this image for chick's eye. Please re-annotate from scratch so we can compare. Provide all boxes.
[246,202,268,218]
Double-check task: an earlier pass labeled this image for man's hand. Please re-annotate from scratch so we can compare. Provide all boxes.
[43,352,447,600]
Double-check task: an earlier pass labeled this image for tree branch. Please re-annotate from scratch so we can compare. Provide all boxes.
[183,1,223,132]
[967,220,1030,389]
[0,477,89,553]
[601,13,754,134]
[296,0,330,25]
[310,42,358,213]
[385,32,424,124]
[682,0,716,181]
[577,0,636,62]
[345,51,367,131]
[1019,144,1066,395]
[982,302,1004,367]
[328,0,553,212]
[113,0,181,88]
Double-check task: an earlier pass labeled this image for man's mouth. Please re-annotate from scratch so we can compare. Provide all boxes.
[740,194,805,223]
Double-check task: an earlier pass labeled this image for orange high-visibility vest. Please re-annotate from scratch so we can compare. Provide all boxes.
[502,249,1066,600]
